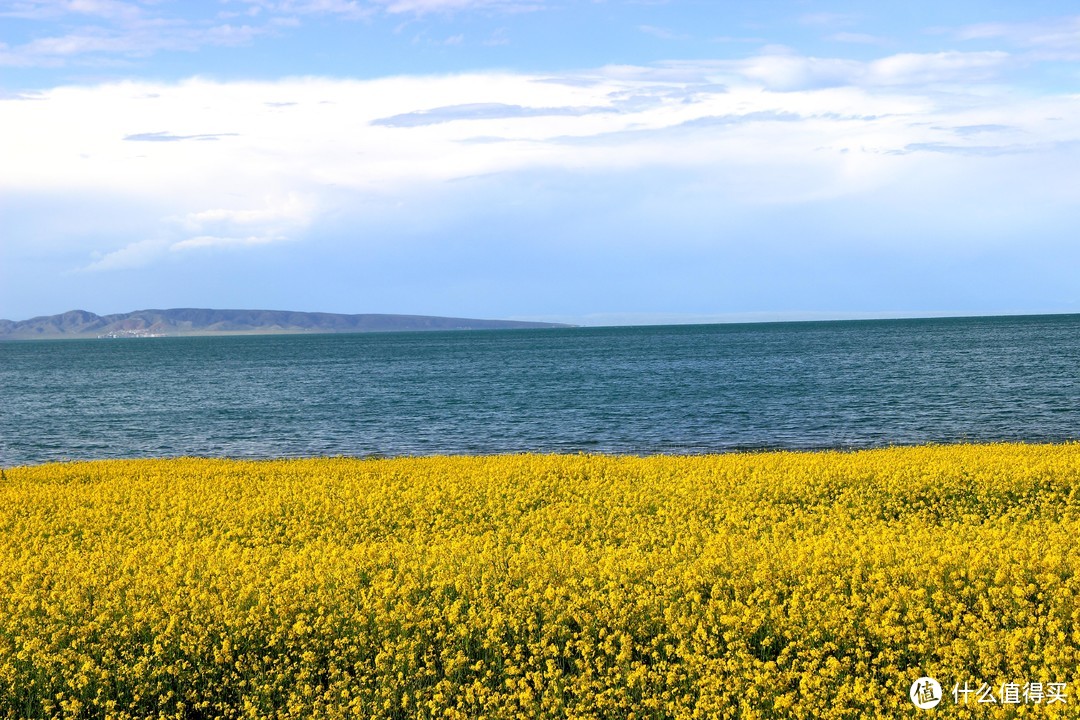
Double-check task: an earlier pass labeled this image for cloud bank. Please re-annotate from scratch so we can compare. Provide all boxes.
[2,29,1080,323]
[3,47,1079,277]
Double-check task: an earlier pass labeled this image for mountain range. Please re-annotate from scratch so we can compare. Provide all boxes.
[0,309,571,340]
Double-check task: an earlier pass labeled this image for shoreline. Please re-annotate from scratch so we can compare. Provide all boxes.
[5,438,1078,471]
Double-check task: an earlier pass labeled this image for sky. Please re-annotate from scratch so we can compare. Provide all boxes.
[1,1,1079,325]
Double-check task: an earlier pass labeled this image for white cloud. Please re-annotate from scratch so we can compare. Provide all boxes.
[0,0,540,66]
[2,61,1067,199]
[229,0,538,18]
[827,32,887,46]
[955,15,1080,61]
[170,234,282,251]
[78,238,167,272]
[66,0,140,20]
[638,25,688,41]
[175,194,314,252]
[0,0,142,21]
[6,56,1080,271]
[184,196,312,229]
[0,20,267,67]
[734,53,861,91]
[865,51,1008,86]
[229,0,374,21]
[799,12,859,28]
[956,15,1080,47]
[372,0,541,14]
[730,49,1010,91]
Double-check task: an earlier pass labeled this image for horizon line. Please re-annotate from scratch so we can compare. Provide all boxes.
[5,307,1079,329]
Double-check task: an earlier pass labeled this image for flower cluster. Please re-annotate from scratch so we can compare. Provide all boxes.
[1,444,1078,718]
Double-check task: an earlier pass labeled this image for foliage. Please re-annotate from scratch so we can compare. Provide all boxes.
[2,446,1079,718]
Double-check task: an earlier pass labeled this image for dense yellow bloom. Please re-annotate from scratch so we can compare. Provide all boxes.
[1,445,1079,718]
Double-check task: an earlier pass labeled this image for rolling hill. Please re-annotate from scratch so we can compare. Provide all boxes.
[0,309,571,340]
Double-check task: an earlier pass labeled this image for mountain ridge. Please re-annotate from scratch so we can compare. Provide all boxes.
[0,308,572,340]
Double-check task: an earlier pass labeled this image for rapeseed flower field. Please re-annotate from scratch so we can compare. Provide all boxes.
[1,445,1079,718]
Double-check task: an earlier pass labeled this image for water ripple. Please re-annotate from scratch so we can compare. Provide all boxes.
[2,315,1079,466]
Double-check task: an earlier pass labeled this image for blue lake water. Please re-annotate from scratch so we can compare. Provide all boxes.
[1,315,1078,466]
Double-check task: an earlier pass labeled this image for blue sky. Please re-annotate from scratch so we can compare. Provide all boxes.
[2,1,1079,324]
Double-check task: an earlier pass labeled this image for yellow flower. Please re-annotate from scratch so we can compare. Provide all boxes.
[0,445,1078,718]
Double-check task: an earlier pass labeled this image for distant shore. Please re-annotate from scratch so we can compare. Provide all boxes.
[0,307,573,341]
